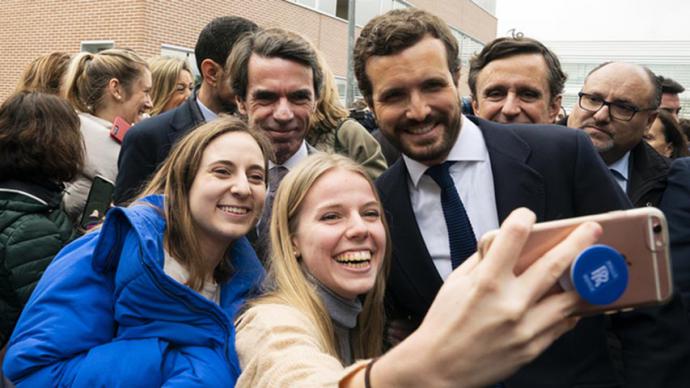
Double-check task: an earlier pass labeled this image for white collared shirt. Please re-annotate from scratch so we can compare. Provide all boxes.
[607,151,631,193]
[196,97,217,122]
[403,115,499,280]
[268,141,308,189]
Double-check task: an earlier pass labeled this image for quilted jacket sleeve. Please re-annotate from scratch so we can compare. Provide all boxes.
[0,210,73,347]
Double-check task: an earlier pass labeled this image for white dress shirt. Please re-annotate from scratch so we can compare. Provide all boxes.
[196,97,218,122]
[403,115,499,280]
[607,151,631,193]
[268,141,309,189]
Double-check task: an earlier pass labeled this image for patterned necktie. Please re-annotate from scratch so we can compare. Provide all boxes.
[425,161,477,268]
[256,165,289,263]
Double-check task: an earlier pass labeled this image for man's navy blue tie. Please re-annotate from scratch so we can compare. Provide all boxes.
[425,161,477,268]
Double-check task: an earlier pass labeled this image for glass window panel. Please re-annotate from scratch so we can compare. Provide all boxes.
[318,0,337,14]
[296,0,317,7]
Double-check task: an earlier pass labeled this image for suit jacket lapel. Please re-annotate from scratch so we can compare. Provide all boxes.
[168,92,205,145]
[380,160,444,305]
[470,116,546,223]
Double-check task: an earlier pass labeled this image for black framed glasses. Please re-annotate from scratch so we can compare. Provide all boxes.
[577,92,655,121]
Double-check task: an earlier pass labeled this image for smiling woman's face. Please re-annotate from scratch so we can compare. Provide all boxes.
[115,68,153,124]
[189,131,267,258]
[291,167,386,300]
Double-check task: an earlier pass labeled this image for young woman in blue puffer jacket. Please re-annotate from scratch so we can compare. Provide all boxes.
[3,116,271,387]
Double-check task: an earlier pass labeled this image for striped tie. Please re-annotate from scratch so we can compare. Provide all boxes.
[425,161,477,268]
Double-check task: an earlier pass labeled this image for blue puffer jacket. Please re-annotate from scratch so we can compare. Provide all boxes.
[2,194,264,387]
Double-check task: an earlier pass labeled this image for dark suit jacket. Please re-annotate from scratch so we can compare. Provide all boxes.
[376,116,690,387]
[660,157,690,317]
[627,140,671,207]
[113,93,205,205]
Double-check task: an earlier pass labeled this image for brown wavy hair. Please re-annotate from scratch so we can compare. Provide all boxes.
[15,51,71,95]
[354,8,459,105]
[0,91,84,182]
[136,115,273,291]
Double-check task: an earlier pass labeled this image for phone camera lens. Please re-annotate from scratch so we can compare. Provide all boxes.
[653,222,663,234]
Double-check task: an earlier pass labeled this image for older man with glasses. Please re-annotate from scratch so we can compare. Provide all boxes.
[568,61,668,208]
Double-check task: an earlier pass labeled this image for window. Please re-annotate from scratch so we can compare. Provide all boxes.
[289,0,400,26]
[160,44,198,79]
[450,28,484,66]
[335,76,347,105]
[80,40,114,53]
[471,0,496,16]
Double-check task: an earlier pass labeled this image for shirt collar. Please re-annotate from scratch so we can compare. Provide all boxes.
[608,151,631,182]
[196,97,217,122]
[268,140,308,170]
[403,115,487,188]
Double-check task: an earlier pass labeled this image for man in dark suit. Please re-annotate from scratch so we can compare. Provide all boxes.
[660,157,690,318]
[468,35,566,125]
[658,75,685,120]
[568,62,671,208]
[226,28,321,262]
[354,8,690,387]
[113,16,259,204]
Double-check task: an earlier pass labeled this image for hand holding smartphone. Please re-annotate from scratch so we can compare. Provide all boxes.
[478,208,672,315]
[79,175,115,231]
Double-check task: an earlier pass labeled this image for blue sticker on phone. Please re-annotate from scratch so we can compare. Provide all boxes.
[570,244,628,305]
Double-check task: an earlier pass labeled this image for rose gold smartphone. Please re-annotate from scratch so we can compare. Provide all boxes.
[478,208,672,315]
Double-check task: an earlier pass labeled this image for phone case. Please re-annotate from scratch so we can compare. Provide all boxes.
[110,116,131,143]
[478,208,672,315]
[79,175,115,230]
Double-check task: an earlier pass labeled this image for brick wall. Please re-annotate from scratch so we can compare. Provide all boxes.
[0,0,495,101]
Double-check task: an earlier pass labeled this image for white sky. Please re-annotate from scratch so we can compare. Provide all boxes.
[496,0,690,41]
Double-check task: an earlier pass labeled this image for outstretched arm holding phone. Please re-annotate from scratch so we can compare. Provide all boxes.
[343,208,602,388]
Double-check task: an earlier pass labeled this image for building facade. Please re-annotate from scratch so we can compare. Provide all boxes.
[0,0,496,102]
[544,40,690,118]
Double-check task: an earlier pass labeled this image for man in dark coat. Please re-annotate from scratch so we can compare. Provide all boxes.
[113,16,259,204]
[660,157,690,318]
[354,9,690,388]
[567,62,670,208]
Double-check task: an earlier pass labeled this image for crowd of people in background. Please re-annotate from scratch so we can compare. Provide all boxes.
[2,7,690,388]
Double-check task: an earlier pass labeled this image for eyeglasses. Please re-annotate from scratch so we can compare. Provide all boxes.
[577,92,656,121]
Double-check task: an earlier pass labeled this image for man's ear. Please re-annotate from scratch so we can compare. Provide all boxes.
[646,111,659,130]
[200,59,222,87]
[548,94,563,123]
[236,96,247,115]
[452,69,461,89]
[471,96,480,117]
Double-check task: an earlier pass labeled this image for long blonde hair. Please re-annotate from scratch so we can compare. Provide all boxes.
[247,153,390,360]
[148,56,193,115]
[136,116,273,291]
[62,48,147,114]
[307,53,349,151]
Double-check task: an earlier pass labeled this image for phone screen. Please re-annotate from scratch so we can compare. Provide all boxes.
[79,175,115,230]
